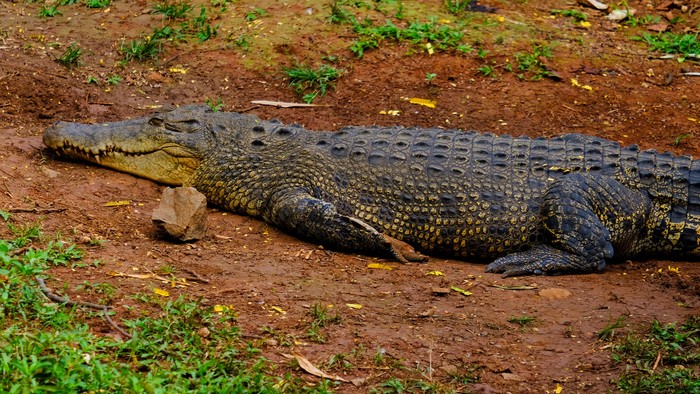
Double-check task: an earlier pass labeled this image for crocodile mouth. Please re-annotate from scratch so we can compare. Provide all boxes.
[49,141,201,186]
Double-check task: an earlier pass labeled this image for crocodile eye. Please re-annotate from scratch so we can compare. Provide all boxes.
[149,117,164,127]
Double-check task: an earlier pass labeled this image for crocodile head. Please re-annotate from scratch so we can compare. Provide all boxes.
[43,105,250,185]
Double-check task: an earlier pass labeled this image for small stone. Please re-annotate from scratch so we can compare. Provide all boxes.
[152,187,207,241]
[432,287,451,296]
[539,288,572,300]
[501,372,523,381]
[578,0,608,10]
[197,327,210,338]
[40,166,58,178]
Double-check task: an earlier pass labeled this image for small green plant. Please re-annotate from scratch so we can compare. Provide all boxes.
[38,4,62,17]
[305,302,341,343]
[210,0,233,7]
[476,47,489,58]
[610,317,699,393]
[285,63,343,103]
[674,133,692,146]
[549,9,587,22]
[120,37,162,62]
[636,32,700,61]
[84,0,110,8]
[425,72,437,82]
[58,43,82,68]
[598,315,627,341]
[106,74,121,85]
[625,14,661,28]
[513,42,556,80]
[230,34,252,50]
[205,97,224,111]
[444,0,473,15]
[244,7,268,21]
[478,64,495,77]
[508,314,537,328]
[152,25,185,41]
[152,0,192,19]
[85,75,99,84]
[325,0,357,24]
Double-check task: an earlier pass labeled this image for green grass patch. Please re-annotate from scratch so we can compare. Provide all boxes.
[0,214,322,393]
[284,63,344,103]
[120,36,163,63]
[636,32,700,61]
[609,317,700,393]
[305,302,341,343]
[351,17,472,58]
[549,9,587,22]
[37,4,62,17]
[57,43,82,68]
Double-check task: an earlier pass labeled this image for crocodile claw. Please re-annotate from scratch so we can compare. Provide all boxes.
[382,234,428,263]
[485,245,605,277]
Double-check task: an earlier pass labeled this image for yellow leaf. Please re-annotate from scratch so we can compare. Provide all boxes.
[555,383,563,393]
[451,286,473,296]
[571,78,581,87]
[497,16,505,22]
[270,306,286,314]
[104,200,131,207]
[153,288,169,297]
[580,21,591,28]
[379,110,401,116]
[409,98,437,108]
[346,303,363,309]
[169,66,188,74]
[668,266,680,273]
[425,42,434,55]
[426,271,444,276]
[368,263,394,270]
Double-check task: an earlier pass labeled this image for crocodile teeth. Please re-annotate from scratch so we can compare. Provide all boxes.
[94,155,101,164]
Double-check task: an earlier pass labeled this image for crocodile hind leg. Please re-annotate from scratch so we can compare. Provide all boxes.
[265,189,427,263]
[486,173,651,277]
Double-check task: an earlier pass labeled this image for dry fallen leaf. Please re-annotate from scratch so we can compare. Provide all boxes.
[367,263,394,270]
[153,288,170,297]
[346,303,363,309]
[426,270,445,276]
[292,352,349,382]
[451,286,473,296]
[104,200,131,207]
[408,97,437,108]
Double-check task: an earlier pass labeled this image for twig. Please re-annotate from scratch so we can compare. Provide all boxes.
[181,267,209,284]
[682,72,700,77]
[8,207,66,214]
[36,277,133,339]
[652,351,662,371]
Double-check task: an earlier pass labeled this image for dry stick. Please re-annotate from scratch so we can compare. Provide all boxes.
[36,277,133,339]
[181,267,209,284]
[9,207,67,214]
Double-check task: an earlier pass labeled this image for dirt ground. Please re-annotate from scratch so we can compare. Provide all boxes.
[1,0,699,392]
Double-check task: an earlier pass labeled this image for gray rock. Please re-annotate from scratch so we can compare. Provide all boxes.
[151,187,207,241]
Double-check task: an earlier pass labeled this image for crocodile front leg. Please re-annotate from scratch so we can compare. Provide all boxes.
[486,173,651,277]
[265,188,427,262]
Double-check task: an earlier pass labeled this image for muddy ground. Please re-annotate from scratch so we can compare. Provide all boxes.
[0,0,699,392]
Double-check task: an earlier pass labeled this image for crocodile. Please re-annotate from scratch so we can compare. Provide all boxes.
[43,105,700,277]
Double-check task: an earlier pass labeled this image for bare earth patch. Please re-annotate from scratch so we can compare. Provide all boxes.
[0,0,698,392]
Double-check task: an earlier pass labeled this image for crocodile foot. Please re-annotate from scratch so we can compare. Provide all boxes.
[382,234,428,263]
[485,245,606,277]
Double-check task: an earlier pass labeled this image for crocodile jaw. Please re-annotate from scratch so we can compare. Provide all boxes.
[43,119,201,186]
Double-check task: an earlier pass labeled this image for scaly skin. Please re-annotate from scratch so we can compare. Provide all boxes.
[43,105,700,276]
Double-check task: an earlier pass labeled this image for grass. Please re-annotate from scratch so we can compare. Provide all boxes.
[549,9,587,22]
[38,4,62,17]
[608,317,700,393]
[0,212,336,393]
[305,302,341,343]
[513,42,555,80]
[637,32,700,61]
[350,17,472,58]
[152,0,193,19]
[444,0,473,15]
[57,43,82,68]
[284,63,343,103]
[120,36,163,63]
[84,0,110,8]
[507,314,537,328]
